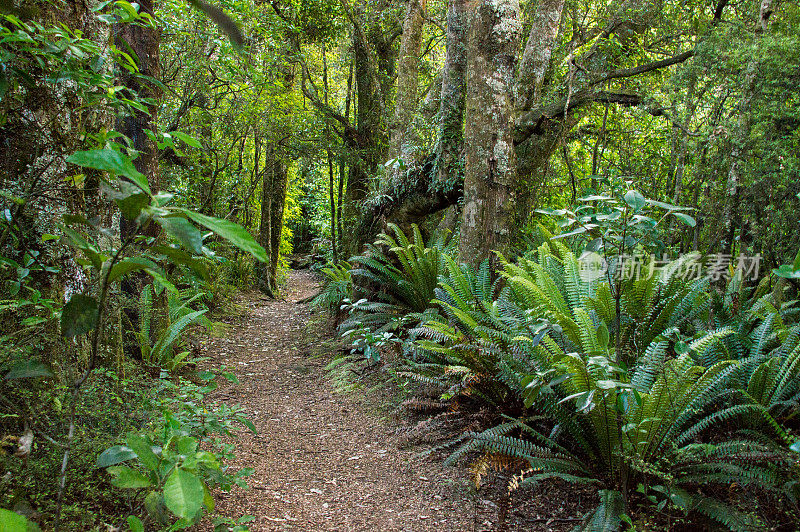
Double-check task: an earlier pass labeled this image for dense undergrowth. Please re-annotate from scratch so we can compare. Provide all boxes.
[316,193,800,531]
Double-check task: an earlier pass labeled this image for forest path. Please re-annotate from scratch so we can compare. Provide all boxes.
[199,269,479,531]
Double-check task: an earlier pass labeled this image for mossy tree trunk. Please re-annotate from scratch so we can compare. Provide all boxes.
[387,0,426,179]
[114,0,161,357]
[458,0,522,270]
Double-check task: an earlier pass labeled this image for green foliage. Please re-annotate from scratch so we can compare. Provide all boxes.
[400,239,799,530]
[137,285,211,371]
[0,508,40,531]
[312,261,352,312]
[339,224,449,354]
[98,370,255,529]
[537,182,696,259]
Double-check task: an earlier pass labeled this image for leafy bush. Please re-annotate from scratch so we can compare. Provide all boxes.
[339,223,450,356]
[312,261,353,313]
[406,240,799,530]
[97,370,255,530]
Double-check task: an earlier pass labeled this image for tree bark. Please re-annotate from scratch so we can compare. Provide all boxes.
[116,0,161,198]
[345,4,389,210]
[257,148,275,297]
[515,0,565,113]
[434,0,468,188]
[268,159,289,292]
[256,148,288,297]
[387,0,426,174]
[459,0,522,269]
[115,0,160,358]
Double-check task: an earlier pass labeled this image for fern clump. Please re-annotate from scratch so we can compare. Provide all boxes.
[406,241,800,530]
[312,261,353,313]
[338,223,451,357]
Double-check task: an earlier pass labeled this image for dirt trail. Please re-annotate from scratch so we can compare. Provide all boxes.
[200,270,480,531]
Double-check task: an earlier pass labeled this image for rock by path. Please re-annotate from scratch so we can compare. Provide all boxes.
[199,270,480,531]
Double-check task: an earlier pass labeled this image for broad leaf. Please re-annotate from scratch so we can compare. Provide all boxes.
[61,294,98,337]
[4,360,53,380]
[96,445,137,468]
[127,516,144,532]
[163,468,205,519]
[169,131,202,148]
[158,217,204,254]
[107,466,154,488]
[179,209,266,262]
[108,257,160,283]
[115,192,150,221]
[552,226,587,239]
[0,508,33,532]
[126,433,160,472]
[623,190,646,211]
[671,212,696,227]
[66,149,151,195]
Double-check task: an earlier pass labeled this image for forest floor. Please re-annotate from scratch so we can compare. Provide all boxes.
[197,270,587,532]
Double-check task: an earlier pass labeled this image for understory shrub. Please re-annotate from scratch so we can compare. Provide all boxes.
[330,192,800,530]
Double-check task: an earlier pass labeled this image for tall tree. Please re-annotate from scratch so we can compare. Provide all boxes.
[458,0,522,268]
[387,0,426,177]
[116,0,161,197]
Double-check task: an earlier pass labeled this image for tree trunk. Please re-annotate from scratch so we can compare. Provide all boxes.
[387,0,426,177]
[515,0,565,113]
[459,0,522,269]
[328,151,338,263]
[268,159,289,292]
[115,0,160,358]
[257,147,275,297]
[346,9,387,210]
[434,0,468,188]
[115,0,161,199]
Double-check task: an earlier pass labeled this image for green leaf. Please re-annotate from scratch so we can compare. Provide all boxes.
[176,436,198,456]
[152,245,210,281]
[107,466,154,488]
[203,484,215,512]
[126,433,160,472]
[552,226,587,240]
[144,491,171,526]
[773,265,800,279]
[108,257,161,284]
[672,212,696,227]
[163,468,205,519]
[0,509,31,532]
[115,192,150,221]
[790,441,800,453]
[169,131,202,148]
[61,294,98,337]
[66,149,151,195]
[4,359,53,380]
[645,199,689,211]
[240,418,257,434]
[624,190,646,211]
[179,209,266,262]
[158,217,204,254]
[127,515,144,532]
[597,323,610,349]
[96,445,137,468]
